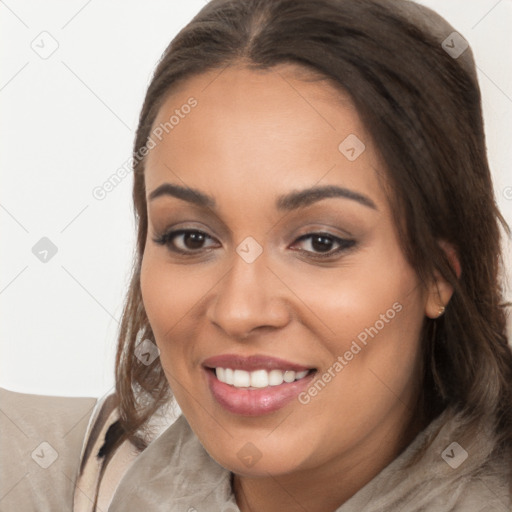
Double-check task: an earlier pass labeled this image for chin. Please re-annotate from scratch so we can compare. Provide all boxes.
[210,449,306,478]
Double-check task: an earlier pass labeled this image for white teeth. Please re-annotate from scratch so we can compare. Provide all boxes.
[268,369,284,386]
[216,367,225,382]
[215,368,310,388]
[225,368,234,385]
[250,369,269,388]
[283,370,296,383]
[233,369,250,387]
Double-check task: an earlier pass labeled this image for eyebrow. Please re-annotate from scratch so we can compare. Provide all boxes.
[148,183,377,211]
[149,182,215,208]
[276,185,377,211]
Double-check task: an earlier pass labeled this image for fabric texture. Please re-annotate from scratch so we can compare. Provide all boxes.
[73,389,176,511]
[0,387,97,512]
[1,389,511,511]
[73,392,140,512]
[105,403,511,512]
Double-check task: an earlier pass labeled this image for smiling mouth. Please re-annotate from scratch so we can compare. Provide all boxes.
[204,366,317,416]
[211,367,314,389]
[202,355,318,415]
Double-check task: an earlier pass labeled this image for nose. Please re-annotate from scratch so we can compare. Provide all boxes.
[206,250,291,340]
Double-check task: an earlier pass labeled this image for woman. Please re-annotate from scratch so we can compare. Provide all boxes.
[1,0,511,510]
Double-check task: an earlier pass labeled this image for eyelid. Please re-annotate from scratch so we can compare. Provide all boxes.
[289,232,356,258]
[148,206,230,240]
[152,221,221,242]
[153,227,219,249]
[287,222,355,242]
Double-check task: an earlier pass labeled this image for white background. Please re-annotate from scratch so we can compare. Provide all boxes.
[1,0,511,398]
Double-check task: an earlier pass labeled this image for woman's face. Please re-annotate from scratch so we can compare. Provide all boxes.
[140,64,436,477]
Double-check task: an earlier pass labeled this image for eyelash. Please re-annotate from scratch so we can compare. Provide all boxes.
[152,229,356,260]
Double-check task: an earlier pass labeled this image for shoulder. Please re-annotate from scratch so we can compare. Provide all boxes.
[108,414,236,511]
[405,409,512,511]
[0,386,98,511]
[454,447,512,511]
[75,392,178,512]
[339,407,512,511]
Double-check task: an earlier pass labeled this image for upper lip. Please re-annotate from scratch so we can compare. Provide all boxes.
[202,354,314,372]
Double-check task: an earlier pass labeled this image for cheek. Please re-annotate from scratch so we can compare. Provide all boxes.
[284,257,425,459]
[139,247,221,367]
[140,249,196,347]
[288,250,424,353]
[141,245,196,323]
[288,241,426,400]
[140,253,197,400]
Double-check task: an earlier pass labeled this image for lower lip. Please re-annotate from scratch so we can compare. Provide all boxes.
[205,368,316,416]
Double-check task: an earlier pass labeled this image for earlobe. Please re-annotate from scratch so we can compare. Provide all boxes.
[424,241,460,319]
[425,277,453,319]
[425,288,448,319]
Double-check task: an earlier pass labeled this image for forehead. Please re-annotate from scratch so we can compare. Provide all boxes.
[144,64,388,211]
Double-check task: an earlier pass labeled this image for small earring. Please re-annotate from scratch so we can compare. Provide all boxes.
[437,305,446,318]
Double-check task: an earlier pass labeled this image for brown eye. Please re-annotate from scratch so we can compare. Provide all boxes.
[181,231,207,250]
[291,233,356,259]
[310,235,335,252]
[153,229,219,254]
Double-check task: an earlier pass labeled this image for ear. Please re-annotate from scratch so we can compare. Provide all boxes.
[425,240,461,319]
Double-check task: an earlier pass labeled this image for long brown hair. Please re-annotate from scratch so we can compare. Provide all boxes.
[93,0,512,506]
